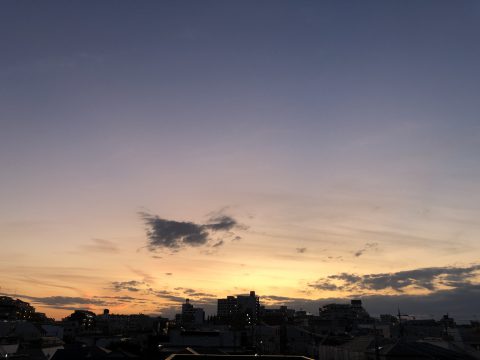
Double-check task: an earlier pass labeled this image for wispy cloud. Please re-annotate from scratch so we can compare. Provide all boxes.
[127,267,155,284]
[81,238,120,253]
[150,290,186,303]
[31,296,108,306]
[174,288,216,297]
[212,240,224,248]
[111,280,144,292]
[354,242,378,257]
[0,292,141,310]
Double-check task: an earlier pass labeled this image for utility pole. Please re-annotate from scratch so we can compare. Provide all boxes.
[373,320,380,360]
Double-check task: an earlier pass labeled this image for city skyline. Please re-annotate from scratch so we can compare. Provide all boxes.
[1,1,480,321]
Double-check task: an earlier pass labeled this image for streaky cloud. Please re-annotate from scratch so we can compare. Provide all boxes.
[111,280,144,292]
[354,242,378,257]
[309,264,480,293]
[81,238,119,253]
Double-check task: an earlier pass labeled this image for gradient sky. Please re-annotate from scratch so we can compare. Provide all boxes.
[1,0,480,320]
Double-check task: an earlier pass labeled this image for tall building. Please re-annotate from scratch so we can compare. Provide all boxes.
[217,296,238,320]
[217,291,260,324]
[179,299,205,325]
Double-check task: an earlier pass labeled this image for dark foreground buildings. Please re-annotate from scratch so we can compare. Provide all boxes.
[1,293,479,360]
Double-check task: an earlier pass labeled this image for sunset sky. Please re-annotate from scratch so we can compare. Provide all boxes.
[1,0,480,320]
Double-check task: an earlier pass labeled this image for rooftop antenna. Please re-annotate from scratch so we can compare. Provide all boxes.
[397,306,408,340]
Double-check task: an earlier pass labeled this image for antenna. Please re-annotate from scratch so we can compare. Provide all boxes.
[397,306,409,339]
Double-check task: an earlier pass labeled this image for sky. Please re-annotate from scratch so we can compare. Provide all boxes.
[1,0,480,320]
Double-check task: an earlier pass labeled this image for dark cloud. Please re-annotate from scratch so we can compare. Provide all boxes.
[139,211,243,251]
[173,288,215,298]
[174,287,194,293]
[212,240,224,248]
[261,283,480,320]
[307,281,340,291]
[263,295,304,302]
[354,242,378,257]
[296,247,307,253]
[257,284,480,320]
[359,284,480,319]
[32,296,108,306]
[328,273,362,283]
[151,290,186,303]
[188,292,216,298]
[309,264,480,293]
[0,292,149,315]
[1,292,110,308]
[140,212,208,249]
[204,215,238,231]
[145,288,219,307]
[97,295,145,303]
[111,280,144,292]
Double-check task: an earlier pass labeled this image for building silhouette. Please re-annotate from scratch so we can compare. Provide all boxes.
[217,291,260,325]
